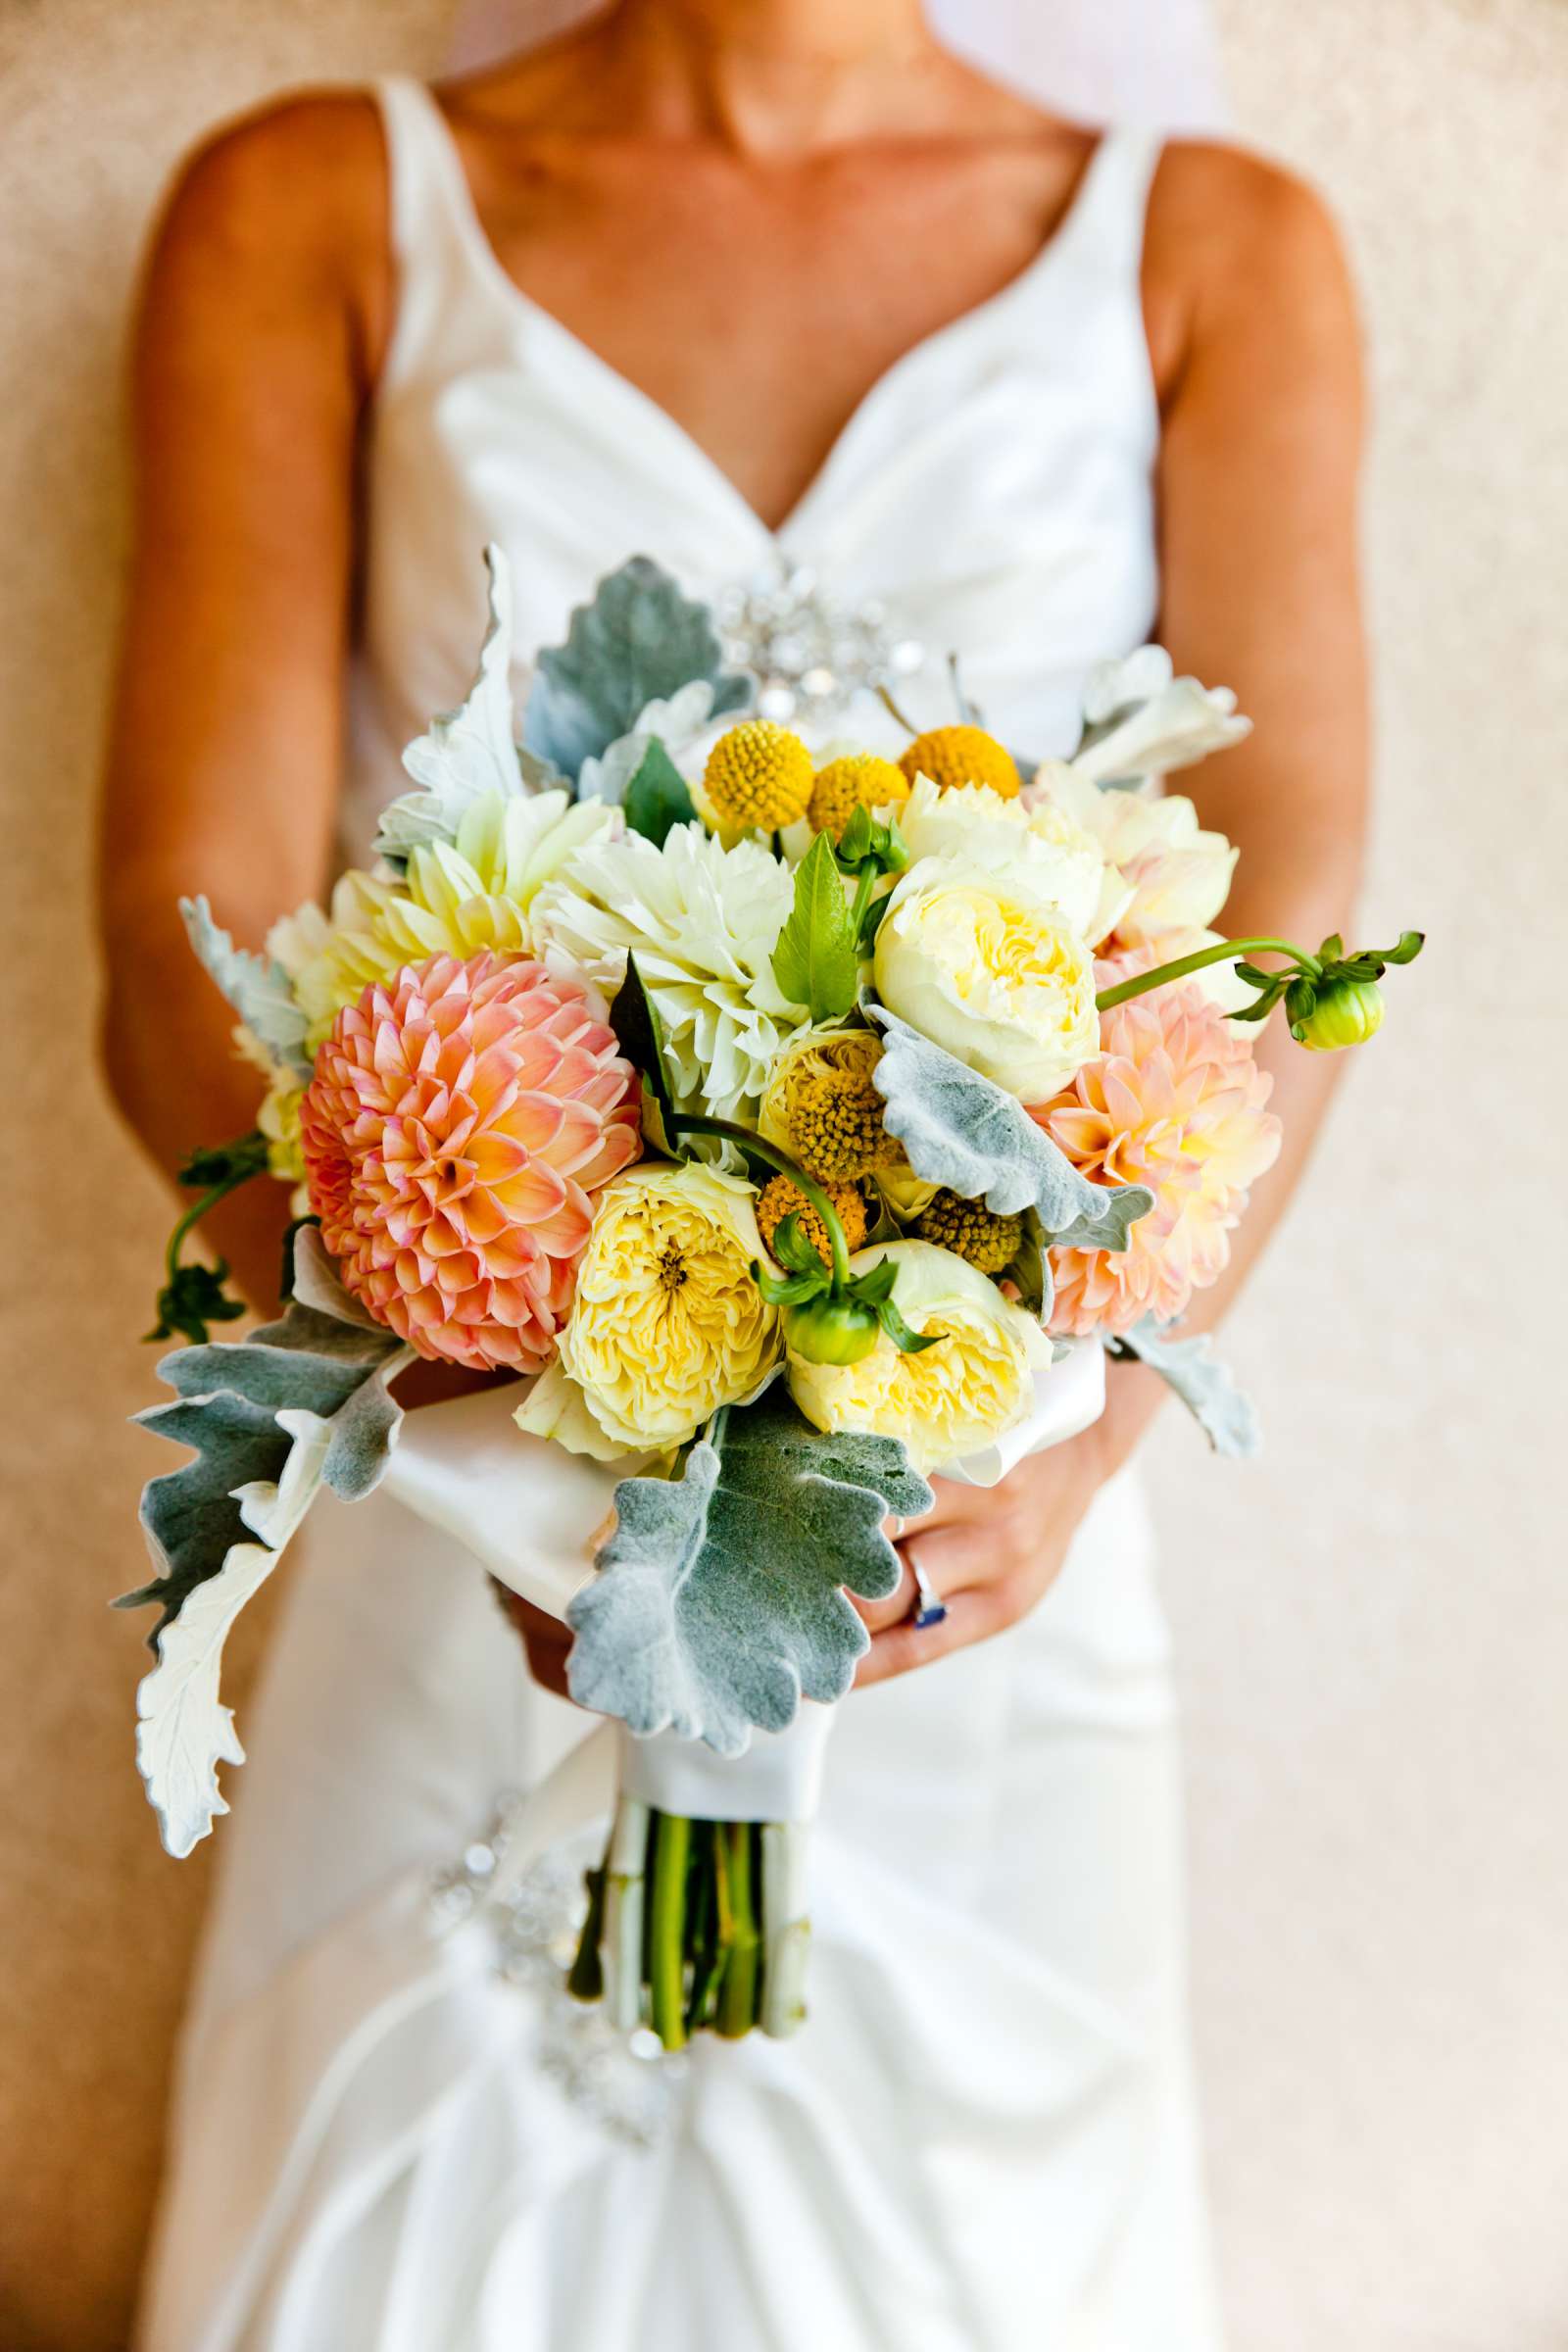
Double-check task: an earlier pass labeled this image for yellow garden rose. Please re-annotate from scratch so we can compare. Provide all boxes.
[873,854,1101,1102]
[515,1163,781,1459]
[786,1242,1052,1474]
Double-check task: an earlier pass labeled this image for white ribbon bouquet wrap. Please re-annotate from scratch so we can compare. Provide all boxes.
[381,1337,1106,2037]
[122,543,1420,2051]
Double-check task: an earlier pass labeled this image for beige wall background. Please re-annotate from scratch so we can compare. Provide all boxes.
[1,1,1562,2345]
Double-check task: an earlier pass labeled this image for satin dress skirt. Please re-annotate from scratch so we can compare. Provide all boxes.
[138,1467,1223,2352]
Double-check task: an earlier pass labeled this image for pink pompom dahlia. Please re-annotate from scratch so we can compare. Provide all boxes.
[301,952,641,1371]
[1034,979,1281,1338]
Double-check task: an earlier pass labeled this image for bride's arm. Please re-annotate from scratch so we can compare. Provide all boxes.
[97,95,389,1308]
[860,148,1368,1682]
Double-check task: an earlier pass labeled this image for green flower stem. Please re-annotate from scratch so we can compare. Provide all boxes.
[671,1113,854,1292]
[717,1821,761,2038]
[648,1810,692,2051]
[1094,935,1321,1012]
[848,864,877,939]
[162,1162,266,1288]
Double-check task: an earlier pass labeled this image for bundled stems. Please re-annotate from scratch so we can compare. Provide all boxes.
[567,1806,808,2050]
[716,1822,761,2039]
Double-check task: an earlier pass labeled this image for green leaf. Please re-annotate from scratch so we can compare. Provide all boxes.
[1109,1316,1260,1458]
[1002,1212,1053,1325]
[621,735,699,847]
[523,557,750,780]
[869,1010,1154,1250]
[179,897,312,1079]
[874,1295,943,1355]
[609,954,677,1152]
[1385,929,1425,965]
[122,1229,414,1856]
[771,1212,831,1279]
[176,1134,270,1191]
[565,1383,933,1753]
[145,1261,248,1348]
[771,832,860,1020]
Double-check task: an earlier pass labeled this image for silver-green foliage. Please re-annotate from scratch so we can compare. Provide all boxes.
[179,896,311,1079]
[869,1010,1153,1248]
[123,1233,413,1854]
[1109,1316,1260,1458]
[523,557,749,779]
[566,1383,932,1755]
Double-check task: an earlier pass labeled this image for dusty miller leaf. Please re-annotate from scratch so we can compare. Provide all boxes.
[523,557,749,780]
[869,1010,1153,1249]
[771,832,859,1019]
[565,1383,932,1754]
[375,544,560,866]
[179,896,311,1079]
[122,1230,413,1855]
[1109,1317,1260,1458]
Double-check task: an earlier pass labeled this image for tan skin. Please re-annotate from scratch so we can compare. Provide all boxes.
[99,0,1366,1698]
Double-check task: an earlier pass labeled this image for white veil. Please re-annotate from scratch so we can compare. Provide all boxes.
[443,0,1230,134]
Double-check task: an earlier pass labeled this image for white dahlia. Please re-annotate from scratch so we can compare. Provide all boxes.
[529,822,801,1120]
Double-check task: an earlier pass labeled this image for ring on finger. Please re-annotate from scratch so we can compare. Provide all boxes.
[905,1544,948,1630]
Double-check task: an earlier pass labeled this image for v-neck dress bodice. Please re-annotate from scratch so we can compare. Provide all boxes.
[139,80,1225,2352]
[342,77,1161,861]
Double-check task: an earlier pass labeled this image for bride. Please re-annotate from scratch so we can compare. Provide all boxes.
[99,2,1366,2344]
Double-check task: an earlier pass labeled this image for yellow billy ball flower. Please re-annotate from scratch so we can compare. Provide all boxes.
[808,753,910,841]
[756,1173,868,1269]
[703,718,815,831]
[758,1025,906,1184]
[898,724,1021,801]
[913,1190,1024,1275]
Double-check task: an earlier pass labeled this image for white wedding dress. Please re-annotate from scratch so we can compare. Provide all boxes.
[138,79,1223,2352]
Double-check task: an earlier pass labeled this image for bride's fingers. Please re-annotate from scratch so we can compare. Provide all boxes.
[853,1524,998,1634]
[855,1582,1013,1688]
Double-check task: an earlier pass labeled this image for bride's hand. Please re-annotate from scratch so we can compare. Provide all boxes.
[494,1583,574,1700]
[853,1411,1134,1688]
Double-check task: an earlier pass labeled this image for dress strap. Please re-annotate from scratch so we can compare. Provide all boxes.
[1056,127,1165,292]
[372,75,498,388]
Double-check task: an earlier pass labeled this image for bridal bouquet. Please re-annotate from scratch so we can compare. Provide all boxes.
[124,549,1420,2047]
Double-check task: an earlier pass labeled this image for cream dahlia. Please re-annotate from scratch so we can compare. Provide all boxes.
[1035,981,1281,1337]
[300,951,641,1372]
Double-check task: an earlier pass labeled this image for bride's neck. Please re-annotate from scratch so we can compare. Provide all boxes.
[597,0,947,155]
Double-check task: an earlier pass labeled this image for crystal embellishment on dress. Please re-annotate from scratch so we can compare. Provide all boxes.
[716,562,925,724]
[429,1801,687,2150]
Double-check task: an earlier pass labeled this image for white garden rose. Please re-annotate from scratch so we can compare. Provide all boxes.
[897,775,1120,942]
[1036,764,1238,948]
[873,853,1101,1102]
[786,1242,1053,1474]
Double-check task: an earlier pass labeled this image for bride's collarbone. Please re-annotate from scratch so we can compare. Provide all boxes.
[446,138,1103,526]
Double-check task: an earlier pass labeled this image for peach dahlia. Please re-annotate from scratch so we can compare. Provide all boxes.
[300,951,640,1372]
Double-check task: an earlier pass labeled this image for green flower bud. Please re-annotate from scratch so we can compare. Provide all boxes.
[781,1294,882,1367]
[1294,976,1385,1052]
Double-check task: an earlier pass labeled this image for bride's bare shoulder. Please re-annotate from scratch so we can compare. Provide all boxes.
[142,90,392,382]
[1144,139,1358,394]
